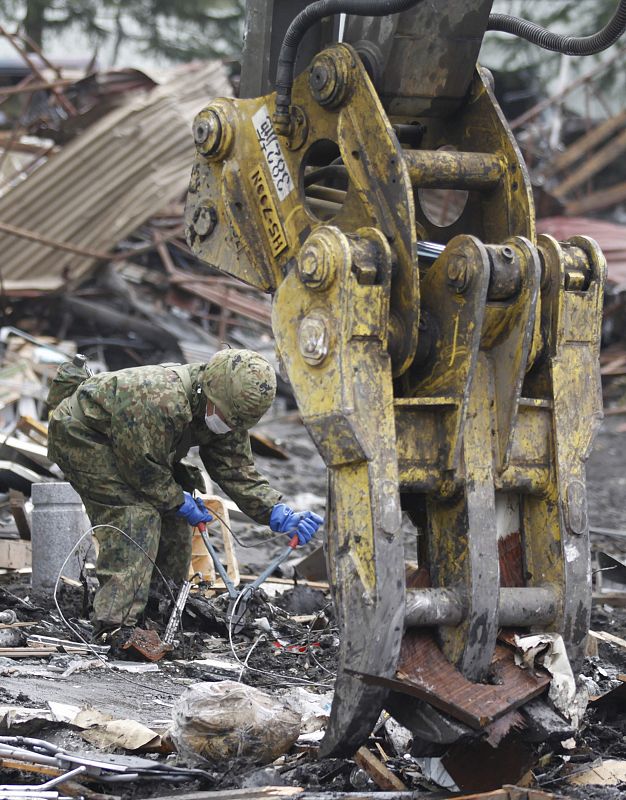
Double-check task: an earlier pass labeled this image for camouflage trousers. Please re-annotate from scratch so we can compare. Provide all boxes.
[48,398,191,628]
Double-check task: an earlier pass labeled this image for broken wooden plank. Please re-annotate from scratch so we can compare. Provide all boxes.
[0,647,59,657]
[237,575,329,590]
[16,415,49,445]
[0,621,33,629]
[566,179,626,215]
[593,592,626,607]
[189,496,239,588]
[543,109,626,178]
[250,431,289,460]
[568,759,626,786]
[553,126,626,198]
[0,539,32,570]
[9,489,31,540]
[589,629,626,649]
[351,630,550,730]
[354,746,407,791]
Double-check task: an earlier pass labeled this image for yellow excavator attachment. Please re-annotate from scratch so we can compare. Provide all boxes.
[185,0,613,756]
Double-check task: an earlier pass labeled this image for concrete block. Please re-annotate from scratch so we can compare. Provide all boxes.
[30,482,91,597]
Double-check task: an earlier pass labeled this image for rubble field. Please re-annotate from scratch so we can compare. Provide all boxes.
[0,28,626,800]
[0,410,625,799]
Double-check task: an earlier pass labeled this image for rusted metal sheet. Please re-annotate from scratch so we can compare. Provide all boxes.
[352,630,550,730]
[537,217,626,284]
[122,627,172,662]
[0,62,232,294]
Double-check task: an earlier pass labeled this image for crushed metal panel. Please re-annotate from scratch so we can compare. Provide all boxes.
[0,61,232,294]
[351,630,550,730]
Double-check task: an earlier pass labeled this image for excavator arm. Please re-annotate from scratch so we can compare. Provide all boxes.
[185,0,623,756]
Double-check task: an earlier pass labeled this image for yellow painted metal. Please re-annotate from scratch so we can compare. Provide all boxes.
[404,149,505,189]
[185,36,608,749]
[272,222,406,753]
[186,43,419,375]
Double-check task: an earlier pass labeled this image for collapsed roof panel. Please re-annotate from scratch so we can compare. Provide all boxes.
[0,61,232,294]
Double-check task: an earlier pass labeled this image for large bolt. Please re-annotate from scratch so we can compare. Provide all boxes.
[309,52,349,109]
[310,64,331,93]
[193,109,225,158]
[299,247,326,286]
[193,205,217,238]
[298,313,330,366]
[447,256,470,293]
[297,226,349,291]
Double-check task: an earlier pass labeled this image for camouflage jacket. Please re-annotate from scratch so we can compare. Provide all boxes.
[69,363,282,522]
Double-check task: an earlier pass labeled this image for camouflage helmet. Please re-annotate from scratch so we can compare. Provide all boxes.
[201,349,276,430]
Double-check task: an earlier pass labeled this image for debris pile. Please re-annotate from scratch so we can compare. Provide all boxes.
[1,27,626,800]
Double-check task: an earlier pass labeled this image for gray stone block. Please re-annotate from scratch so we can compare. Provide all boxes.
[31,481,91,597]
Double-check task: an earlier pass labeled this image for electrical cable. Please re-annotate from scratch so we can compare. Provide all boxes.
[207,505,286,548]
[273,0,626,127]
[305,603,337,678]
[487,0,626,56]
[274,0,424,128]
[53,509,328,692]
[202,501,333,686]
[237,633,266,682]
[53,524,184,697]
[226,589,334,689]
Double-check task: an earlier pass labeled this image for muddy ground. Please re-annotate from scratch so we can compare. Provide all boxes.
[1,403,626,797]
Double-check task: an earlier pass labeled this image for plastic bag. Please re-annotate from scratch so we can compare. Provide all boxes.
[169,681,301,767]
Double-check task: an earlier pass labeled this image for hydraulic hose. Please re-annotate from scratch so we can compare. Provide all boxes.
[488,0,626,56]
[273,0,423,131]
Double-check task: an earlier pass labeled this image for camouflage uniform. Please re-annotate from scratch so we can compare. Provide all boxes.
[47,352,282,629]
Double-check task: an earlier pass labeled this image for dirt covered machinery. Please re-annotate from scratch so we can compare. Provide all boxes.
[185,0,626,757]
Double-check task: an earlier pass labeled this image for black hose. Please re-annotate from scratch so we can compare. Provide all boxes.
[274,0,423,129]
[488,0,626,56]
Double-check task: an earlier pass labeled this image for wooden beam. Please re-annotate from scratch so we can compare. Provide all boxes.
[0,220,111,260]
[0,78,75,97]
[355,747,408,791]
[543,109,626,177]
[566,179,626,215]
[553,127,626,198]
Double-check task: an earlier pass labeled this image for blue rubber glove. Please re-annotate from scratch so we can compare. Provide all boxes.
[270,503,324,546]
[176,492,213,527]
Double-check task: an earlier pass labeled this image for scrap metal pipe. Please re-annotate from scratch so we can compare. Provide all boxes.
[405,586,557,627]
[403,149,505,190]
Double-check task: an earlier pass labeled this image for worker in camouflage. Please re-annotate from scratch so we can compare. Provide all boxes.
[47,349,324,636]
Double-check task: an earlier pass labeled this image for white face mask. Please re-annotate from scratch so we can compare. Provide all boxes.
[205,405,232,435]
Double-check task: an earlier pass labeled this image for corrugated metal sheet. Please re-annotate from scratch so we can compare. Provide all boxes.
[0,61,231,293]
[537,216,626,285]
